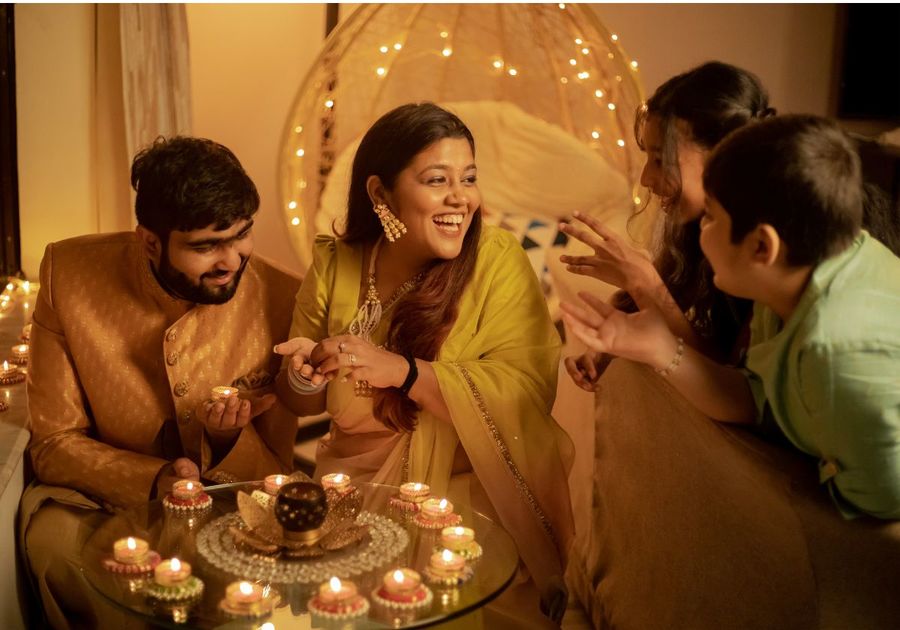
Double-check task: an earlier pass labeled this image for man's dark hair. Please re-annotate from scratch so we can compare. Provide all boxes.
[131,136,259,239]
[704,114,863,266]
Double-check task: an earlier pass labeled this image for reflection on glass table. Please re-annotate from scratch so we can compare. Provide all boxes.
[81,481,518,628]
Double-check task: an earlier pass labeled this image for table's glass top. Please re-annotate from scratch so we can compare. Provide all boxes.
[81,481,518,628]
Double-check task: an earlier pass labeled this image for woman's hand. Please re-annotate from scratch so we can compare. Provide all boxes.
[559,211,662,300]
[273,336,328,387]
[561,292,678,370]
[310,335,409,390]
[564,351,612,392]
[192,393,276,434]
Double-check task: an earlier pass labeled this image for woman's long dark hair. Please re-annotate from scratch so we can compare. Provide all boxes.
[342,103,482,432]
[619,61,773,357]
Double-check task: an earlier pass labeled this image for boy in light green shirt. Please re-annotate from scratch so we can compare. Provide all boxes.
[562,115,900,519]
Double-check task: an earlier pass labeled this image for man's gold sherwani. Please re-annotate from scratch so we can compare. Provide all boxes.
[27,232,302,508]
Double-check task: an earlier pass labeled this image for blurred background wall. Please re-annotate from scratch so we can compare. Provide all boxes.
[15,3,837,277]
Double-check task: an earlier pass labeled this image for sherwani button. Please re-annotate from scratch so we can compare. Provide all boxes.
[166,352,179,366]
[174,381,190,397]
[166,329,178,342]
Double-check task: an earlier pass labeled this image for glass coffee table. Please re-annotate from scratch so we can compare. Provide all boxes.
[81,481,518,628]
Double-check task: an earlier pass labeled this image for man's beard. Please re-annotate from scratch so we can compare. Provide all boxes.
[153,249,250,305]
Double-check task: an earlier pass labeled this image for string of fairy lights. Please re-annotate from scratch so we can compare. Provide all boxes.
[281,4,645,269]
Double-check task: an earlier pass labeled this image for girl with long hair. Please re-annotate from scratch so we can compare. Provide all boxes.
[275,103,574,627]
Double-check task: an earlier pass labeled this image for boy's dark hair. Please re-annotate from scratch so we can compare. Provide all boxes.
[704,115,863,266]
[131,136,259,239]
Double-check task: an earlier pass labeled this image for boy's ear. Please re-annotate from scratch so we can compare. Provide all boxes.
[746,223,782,266]
[136,225,162,264]
[365,175,389,208]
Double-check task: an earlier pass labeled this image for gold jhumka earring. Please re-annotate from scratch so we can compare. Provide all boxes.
[373,203,407,242]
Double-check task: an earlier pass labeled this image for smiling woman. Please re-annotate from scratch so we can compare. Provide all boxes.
[274,103,575,628]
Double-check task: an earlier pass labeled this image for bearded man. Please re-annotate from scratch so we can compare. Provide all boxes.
[20,137,301,628]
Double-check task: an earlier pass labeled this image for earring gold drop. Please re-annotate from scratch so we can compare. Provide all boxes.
[373,203,407,242]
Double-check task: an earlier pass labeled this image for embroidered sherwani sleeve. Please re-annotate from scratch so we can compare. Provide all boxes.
[27,244,168,508]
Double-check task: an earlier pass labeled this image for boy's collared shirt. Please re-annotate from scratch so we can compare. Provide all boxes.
[745,231,900,519]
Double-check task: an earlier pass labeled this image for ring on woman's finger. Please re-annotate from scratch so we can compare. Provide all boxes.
[338,341,346,352]
[349,353,357,365]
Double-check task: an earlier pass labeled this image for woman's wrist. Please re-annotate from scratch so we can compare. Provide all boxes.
[626,264,665,310]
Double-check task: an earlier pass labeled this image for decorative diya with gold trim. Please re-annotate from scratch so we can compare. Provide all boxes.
[229,472,370,558]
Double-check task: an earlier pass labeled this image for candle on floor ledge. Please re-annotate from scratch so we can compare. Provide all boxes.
[321,472,352,494]
[210,386,239,401]
[10,343,29,366]
[440,526,483,560]
[219,580,274,618]
[146,557,204,601]
[371,568,433,611]
[307,576,370,620]
[415,497,462,529]
[164,479,212,513]
[0,360,24,385]
[264,474,286,495]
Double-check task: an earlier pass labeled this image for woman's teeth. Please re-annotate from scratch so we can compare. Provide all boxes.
[433,214,464,225]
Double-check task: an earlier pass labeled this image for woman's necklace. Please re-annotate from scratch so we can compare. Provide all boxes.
[348,237,423,342]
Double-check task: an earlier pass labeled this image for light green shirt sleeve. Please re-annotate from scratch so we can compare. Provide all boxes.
[799,342,900,520]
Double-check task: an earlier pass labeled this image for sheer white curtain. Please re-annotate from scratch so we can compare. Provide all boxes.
[119,4,192,159]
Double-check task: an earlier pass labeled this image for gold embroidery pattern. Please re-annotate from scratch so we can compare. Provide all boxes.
[456,364,558,549]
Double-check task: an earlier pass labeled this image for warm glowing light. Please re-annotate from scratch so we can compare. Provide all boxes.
[413,483,422,491]
[185,482,194,491]
[616,75,623,82]
[334,474,345,483]
[438,499,448,510]
[261,624,274,630]
[558,3,566,9]
[5,283,12,291]
[171,558,181,572]
[325,99,334,108]
[608,103,617,111]
[294,125,303,133]
[454,527,465,535]
[441,549,454,562]
[442,48,452,57]
[376,67,386,76]
[127,537,137,551]
[582,47,590,55]
[440,31,449,38]
[611,33,619,41]
[591,131,600,139]
[608,52,615,60]
[568,58,577,66]
[295,148,305,157]
[288,201,297,210]
[577,71,590,79]
[22,281,30,293]
[631,60,639,69]
[291,217,301,226]
[634,197,642,205]
[239,581,253,596]
[508,68,518,76]
[379,45,389,53]
[617,139,626,147]
[393,569,405,583]
[492,59,503,69]
[299,180,308,189]
[595,89,604,98]
[393,42,402,51]
[330,577,342,592]
[574,38,583,45]
[560,77,569,84]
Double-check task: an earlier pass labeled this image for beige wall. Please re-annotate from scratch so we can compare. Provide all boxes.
[592,4,838,115]
[16,4,838,276]
[187,4,326,273]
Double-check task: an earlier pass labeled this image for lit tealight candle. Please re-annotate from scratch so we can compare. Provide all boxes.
[318,576,357,604]
[154,557,191,586]
[210,386,239,401]
[225,581,264,606]
[1,361,16,378]
[172,479,203,500]
[113,536,150,565]
[422,497,453,520]
[441,526,475,552]
[264,474,286,495]
[399,481,430,502]
[11,344,29,363]
[430,549,465,574]
[321,473,351,494]
[383,568,421,595]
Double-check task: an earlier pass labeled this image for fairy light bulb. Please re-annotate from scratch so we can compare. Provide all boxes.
[291,217,300,226]
[492,59,503,69]
[631,60,639,69]
[558,3,566,9]
[608,52,615,60]
[568,58,577,66]
[608,103,617,111]
[595,89,604,98]
[294,125,303,133]
[591,131,600,139]
[325,99,334,108]
[508,67,518,76]
[393,42,402,50]
[440,31,448,38]
[611,33,619,41]
[295,148,305,157]
[288,201,297,210]
[582,47,590,55]
[376,67,386,76]
[379,45,389,53]
[634,197,642,205]
[442,47,452,57]
[574,38,583,45]
[578,71,590,79]
[617,139,626,147]
[560,77,569,84]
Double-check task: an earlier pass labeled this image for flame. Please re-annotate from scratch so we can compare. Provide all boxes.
[393,569,405,583]
[438,498,448,510]
[239,581,253,595]
[170,558,181,572]
[441,549,454,562]
[334,473,345,482]
[455,527,465,535]
[126,537,136,550]
[186,482,194,491]
[274,475,284,485]
[329,576,342,592]
[413,483,422,491]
